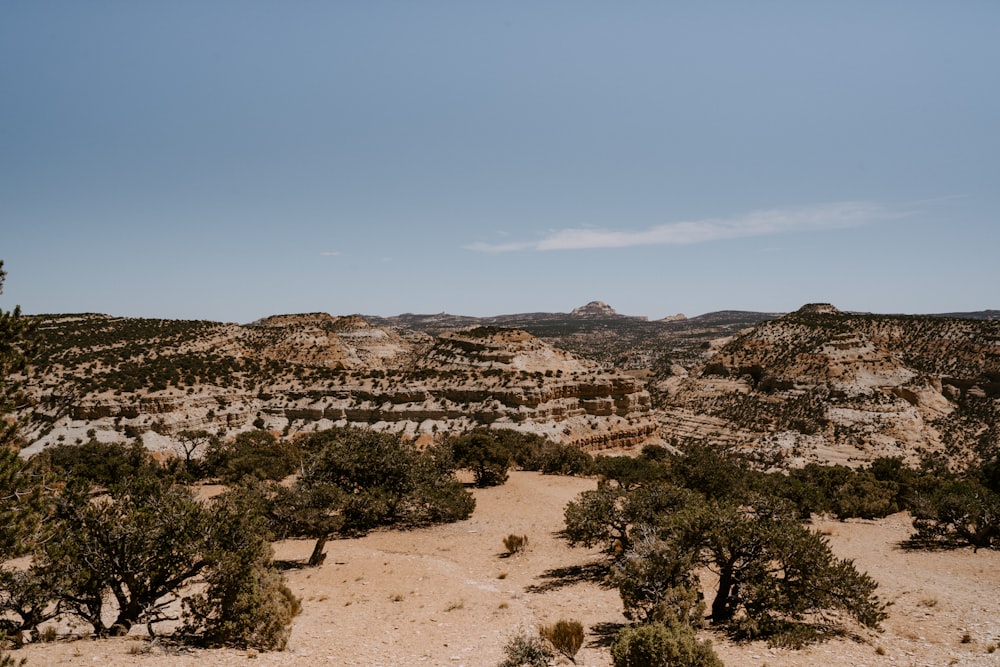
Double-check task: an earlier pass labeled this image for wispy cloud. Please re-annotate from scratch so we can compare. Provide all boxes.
[320,251,344,257]
[465,201,898,253]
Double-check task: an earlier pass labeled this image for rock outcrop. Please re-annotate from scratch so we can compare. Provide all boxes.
[570,301,620,318]
[658,306,1000,466]
[17,315,657,455]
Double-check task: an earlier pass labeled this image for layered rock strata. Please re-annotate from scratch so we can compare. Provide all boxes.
[18,316,657,455]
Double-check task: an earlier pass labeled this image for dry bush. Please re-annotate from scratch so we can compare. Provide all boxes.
[503,534,528,556]
[539,619,584,661]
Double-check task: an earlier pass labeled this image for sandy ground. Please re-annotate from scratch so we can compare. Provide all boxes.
[13,471,1000,666]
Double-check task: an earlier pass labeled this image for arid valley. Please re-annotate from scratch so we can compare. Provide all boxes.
[6,4,999,665]
[13,472,1000,667]
[4,301,1000,666]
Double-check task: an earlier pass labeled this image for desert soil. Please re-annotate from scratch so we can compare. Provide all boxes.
[14,471,1000,666]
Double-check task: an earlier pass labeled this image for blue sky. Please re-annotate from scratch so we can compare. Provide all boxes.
[2,2,998,322]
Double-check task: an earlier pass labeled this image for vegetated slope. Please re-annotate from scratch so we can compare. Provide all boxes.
[371,301,781,371]
[16,313,656,455]
[657,304,1000,467]
[929,309,1000,320]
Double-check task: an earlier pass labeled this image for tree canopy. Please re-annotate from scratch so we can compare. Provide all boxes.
[273,428,475,566]
[564,448,889,646]
[0,261,42,564]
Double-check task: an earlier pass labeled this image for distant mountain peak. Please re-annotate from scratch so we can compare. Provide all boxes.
[570,301,619,318]
[796,303,841,315]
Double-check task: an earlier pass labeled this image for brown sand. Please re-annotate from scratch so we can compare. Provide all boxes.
[14,471,1000,666]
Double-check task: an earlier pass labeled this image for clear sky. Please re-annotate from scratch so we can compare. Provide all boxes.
[2,2,998,322]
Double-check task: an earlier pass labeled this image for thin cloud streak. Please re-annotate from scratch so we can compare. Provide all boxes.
[466,202,898,253]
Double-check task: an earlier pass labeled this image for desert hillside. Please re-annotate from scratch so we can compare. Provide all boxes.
[16,313,657,456]
[11,303,1000,470]
[655,304,1000,468]
[4,303,1000,667]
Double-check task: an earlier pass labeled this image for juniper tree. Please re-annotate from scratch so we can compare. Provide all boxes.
[0,260,36,452]
[0,262,44,660]
[448,428,514,487]
[274,428,474,566]
[564,475,887,644]
[181,484,300,650]
[42,477,213,636]
[0,261,42,562]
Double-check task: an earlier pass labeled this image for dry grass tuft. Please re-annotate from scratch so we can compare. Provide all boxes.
[503,534,529,556]
[539,618,585,661]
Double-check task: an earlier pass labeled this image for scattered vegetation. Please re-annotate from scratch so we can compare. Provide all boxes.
[0,262,299,653]
[563,441,999,657]
[5,257,1000,662]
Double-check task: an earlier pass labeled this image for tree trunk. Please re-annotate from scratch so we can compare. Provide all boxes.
[308,535,328,567]
[711,565,735,623]
[111,604,139,636]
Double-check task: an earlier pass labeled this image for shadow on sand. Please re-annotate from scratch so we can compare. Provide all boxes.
[525,560,610,594]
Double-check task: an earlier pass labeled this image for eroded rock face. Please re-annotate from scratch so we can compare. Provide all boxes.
[658,307,1000,466]
[17,316,656,455]
[250,313,418,369]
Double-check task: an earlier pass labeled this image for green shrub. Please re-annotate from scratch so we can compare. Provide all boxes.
[449,428,513,487]
[274,428,474,566]
[594,455,669,491]
[496,631,553,667]
[182,556,300,650]
[611,619,722,667]
[831,471,897,520]
[181,486,300,650]
[640,444,670,461]
[612,535,704,625]
[538,619,584,661]
[39,440,159,487]
[204,431,300,483]
[911,480,1000,551]
[536,442,594,476]
[668,444,749,501]
[511,436,593,477]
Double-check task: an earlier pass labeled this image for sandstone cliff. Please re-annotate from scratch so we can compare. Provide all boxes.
[657,305,1000,466]
[16,315,656,456]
